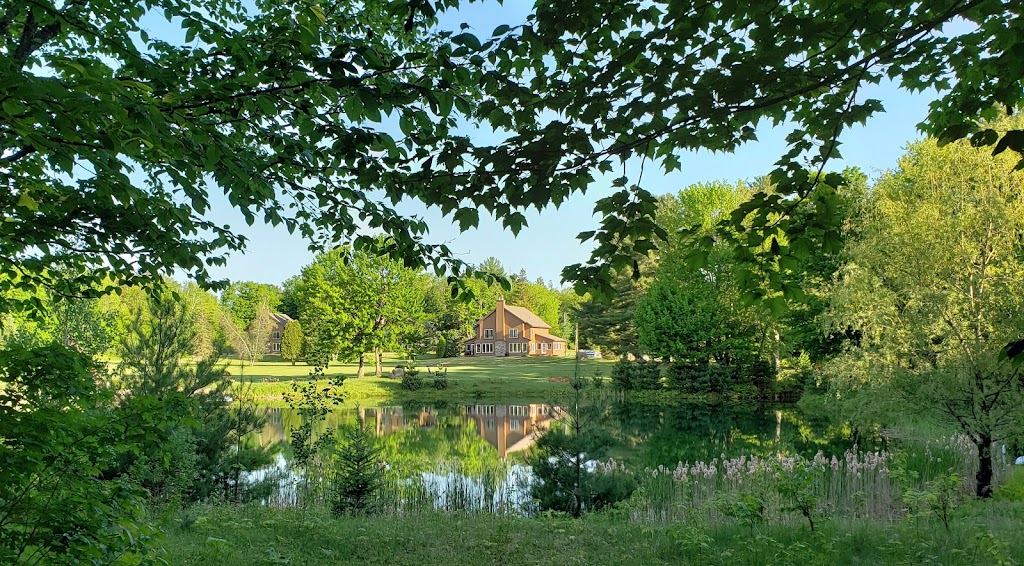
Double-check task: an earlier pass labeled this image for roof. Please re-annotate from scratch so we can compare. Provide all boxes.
[504,305,550,329]
[270,312,294,325]
[532,331,566,343]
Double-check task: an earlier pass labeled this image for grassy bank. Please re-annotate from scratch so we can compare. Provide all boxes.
[228,355,614,405]
[161,500,1024,565]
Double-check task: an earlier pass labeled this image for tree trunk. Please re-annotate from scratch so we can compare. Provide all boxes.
[976,436,994,498]
[357,353,365,379]
[374,347,382,377]
[772,328,781,374]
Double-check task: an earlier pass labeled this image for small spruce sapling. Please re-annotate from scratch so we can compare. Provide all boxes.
[330,411,384,515]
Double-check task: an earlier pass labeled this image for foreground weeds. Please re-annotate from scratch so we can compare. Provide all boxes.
[163,500,1024,565]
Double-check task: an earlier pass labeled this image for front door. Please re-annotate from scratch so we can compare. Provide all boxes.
[541,343,548,355]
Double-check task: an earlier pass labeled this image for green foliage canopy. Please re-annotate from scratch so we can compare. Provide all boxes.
[294,246,425,365]
[5,0,1023,315]
[281,319,304,365]
[484,0,1024,298]
[0,0,525,310]
[219,282,282,327]
[826,126,1024,496]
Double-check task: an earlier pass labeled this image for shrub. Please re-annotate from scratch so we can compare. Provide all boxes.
[718,492,767,533]
[611,360,663,391]
[667,362,737,394]
[746,359,776,392]
[529,376,634,516]
[0,344,164,564]
[529,428,636,515]
[777,460,824,531]
[330,420,384,515]
[401,363,424,390]
[432,366,449,389]
[118,295,275,502]
[902,471,962,530]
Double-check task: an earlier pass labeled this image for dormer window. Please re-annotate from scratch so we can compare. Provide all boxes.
[509,328,519,338]
[484,328,494,339]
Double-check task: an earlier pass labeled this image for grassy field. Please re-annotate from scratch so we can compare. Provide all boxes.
[160,499,1024,565]
[227,354,616,405]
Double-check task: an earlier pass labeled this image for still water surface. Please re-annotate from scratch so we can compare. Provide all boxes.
[246,400,870,511]
[252,401,866,465]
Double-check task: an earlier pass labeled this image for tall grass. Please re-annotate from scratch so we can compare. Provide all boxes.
[376,463,533,515]
[247,456,533,515]
[628,434,1013,525]
[630,447,895,523]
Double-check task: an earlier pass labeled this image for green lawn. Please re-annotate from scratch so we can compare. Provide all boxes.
[161,500,1024,565]
[228,354,616,405]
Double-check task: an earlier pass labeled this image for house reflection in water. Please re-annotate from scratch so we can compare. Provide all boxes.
[360,404,562,459]
[465,404,562,458]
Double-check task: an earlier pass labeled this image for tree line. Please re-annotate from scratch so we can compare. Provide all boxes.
[0,252,581,369]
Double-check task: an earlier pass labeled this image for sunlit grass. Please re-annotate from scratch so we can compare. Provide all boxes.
[228,354,614,405]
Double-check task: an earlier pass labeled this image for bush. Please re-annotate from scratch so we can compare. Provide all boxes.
[529,428,637,515]
[611,360,663,391]
[118,296,275,502]
[667,362,736,394]
[746,359,776,392]
[0,344,164,564]
[401,363,424,390]
[433,366,449,389]
[330,421,384,515]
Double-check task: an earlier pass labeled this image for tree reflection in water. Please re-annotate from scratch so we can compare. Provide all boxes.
[243,401,870,512]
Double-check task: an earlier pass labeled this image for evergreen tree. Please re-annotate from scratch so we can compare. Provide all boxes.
[281,320,304,365]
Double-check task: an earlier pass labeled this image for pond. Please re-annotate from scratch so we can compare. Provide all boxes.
[244,398,876,514]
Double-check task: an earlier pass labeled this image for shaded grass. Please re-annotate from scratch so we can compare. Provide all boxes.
[229,355,614,405]
[162,500,1024,565]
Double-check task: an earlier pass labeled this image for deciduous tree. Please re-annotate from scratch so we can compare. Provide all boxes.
[827,125,1024,497]
[295,246,425,376]
[219,282,282,328]
[487,1,1024,300]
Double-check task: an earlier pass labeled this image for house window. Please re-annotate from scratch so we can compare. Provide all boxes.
[509,328,519,339]
[272,343,281,352]
[510,343,526,354]
[529,343,535,352]
[479,343,493,354]
[272,331,281,339]
[484,328,494,339]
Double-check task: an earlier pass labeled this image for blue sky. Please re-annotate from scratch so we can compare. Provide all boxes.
[172,2,940,289]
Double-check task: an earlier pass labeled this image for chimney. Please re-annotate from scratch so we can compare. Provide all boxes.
[496,297,506,340]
